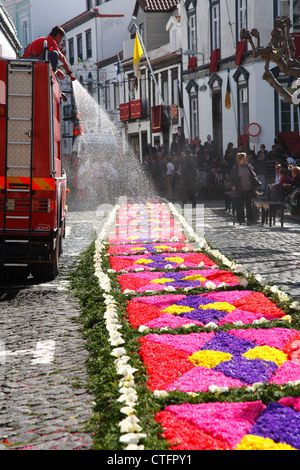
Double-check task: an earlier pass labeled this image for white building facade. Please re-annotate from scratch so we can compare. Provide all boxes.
[61,0,133,153]
[0,1,21,57]
[2,0,86,54]
[180,0,300,158]
[118,0,182,159]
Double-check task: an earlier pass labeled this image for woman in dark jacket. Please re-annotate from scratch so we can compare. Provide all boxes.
[230,152,260,225]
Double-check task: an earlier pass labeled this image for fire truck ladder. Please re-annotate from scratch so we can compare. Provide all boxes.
[2,60,35,270]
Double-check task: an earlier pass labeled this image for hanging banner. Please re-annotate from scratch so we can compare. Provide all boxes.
[130,99,142,119]
[171,104,178,119]
[119,102,130,121]
[152,105,162,133]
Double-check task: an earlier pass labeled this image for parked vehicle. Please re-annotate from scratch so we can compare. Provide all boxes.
[0,55,67,281]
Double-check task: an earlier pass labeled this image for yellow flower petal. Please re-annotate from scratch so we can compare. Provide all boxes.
[134,258,154,265]
[182,275,206,282]
[198,302,236,313]
[154,245,172,251]
[242,346,287,366]
[236,434,296,450]
[162,305,195,315]
[163,257,185,264]
[150,277,174,284]
[188,350,232,368]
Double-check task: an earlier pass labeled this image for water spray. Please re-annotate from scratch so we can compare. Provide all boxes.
[68,81,157,211]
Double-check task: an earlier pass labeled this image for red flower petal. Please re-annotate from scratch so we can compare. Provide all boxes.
[127,301,163,328]
[155,411,231,450]
[138,339,194,391]
[233,292,285,317]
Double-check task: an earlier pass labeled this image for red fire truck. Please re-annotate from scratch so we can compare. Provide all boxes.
[0,55,67,282]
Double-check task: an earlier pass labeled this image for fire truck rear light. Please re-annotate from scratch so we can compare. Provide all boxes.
[0,104,6,117]
[0,198,52,213]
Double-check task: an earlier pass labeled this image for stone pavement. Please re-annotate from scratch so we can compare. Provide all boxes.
[198,200,300,300]
[0,210,98,450]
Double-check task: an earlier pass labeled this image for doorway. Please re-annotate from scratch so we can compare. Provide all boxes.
[212,89,223,157]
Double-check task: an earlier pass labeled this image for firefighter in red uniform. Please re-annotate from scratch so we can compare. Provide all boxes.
[23,25,76,82]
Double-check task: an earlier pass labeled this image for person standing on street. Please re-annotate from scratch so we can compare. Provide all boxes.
[164,156,175,201]
[230,152,260,225]
[181,149,197,206]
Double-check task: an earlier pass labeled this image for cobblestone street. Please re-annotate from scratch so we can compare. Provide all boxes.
[0,201,299,450]
[0,209,98,450]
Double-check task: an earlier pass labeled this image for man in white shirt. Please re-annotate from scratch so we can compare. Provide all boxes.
[164,156,175,200]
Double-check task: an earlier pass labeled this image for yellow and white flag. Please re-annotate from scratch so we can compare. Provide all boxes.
[133,33,144,78]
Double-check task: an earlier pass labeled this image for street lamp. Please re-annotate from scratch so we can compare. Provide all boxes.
[183,49,205,64]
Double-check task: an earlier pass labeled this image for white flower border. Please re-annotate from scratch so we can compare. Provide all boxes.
[93,201,300,448]
[94,205,146,450]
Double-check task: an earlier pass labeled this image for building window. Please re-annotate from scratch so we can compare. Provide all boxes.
[114,83,120,110]
[86,30,92,59]
[191,96,199,139]
[21,17,29,49]
[237,0,247,31]
[162,72,169,105]
[278,96,299,132]
[186,79,199,140]
[186,2,197,52]
[105,83,111,110]
[68,39,74,65]
[173,78,178,105]
[233,66,249,136]
[238,82,249,135]
[277,0,300,31]
[87,72,93,96]
[211,2,220,51]
[139,23,145,43]
[77,34,83,61]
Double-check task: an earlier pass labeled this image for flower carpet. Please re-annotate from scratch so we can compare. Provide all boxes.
[126,291,289,329]
[91,201,300,451]
[138,328,300,392]
[108,252,217,272]
[116,269,242,293]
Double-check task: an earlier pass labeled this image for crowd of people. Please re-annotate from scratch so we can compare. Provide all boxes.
[143,129,225,206]
[142,128,300,215]
[64,125,300,217]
